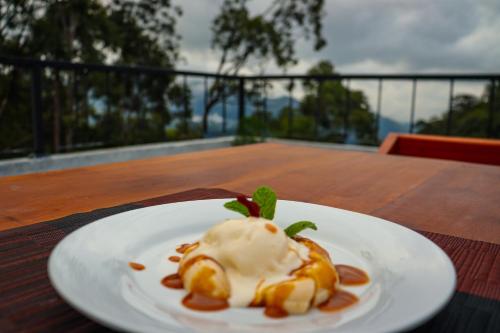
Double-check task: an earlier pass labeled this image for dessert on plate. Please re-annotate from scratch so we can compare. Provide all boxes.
[136,186,369,318]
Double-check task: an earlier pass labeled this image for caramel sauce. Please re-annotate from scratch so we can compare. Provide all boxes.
[336,265,370,285]
[263,280,295,318]
[264,306,288,318]
[182,292,229,311]
[128,262,145,271]
[293,236,331,261]
[249,278,266,306]
[168,255,181,263]
[176,242,199,254]
[292,252,338,293]
[265,223,278,233]
[271,281,295,307]
[289,259,313,276]
[178,254,214,277]
[161,273,184,289]
[318,289,358,312]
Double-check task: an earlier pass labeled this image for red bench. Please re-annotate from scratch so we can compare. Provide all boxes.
[379,133,500,166]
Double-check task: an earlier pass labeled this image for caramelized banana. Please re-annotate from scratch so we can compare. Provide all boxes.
[180,256,230,300]
[264,278,315,314]
[292,252,339,305]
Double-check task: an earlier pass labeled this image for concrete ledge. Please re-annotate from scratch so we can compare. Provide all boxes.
[0,136,235,176]
[0,137,377,177]
[268,138,378,153]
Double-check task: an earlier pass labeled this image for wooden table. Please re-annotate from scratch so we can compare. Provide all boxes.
[1,142,499,244]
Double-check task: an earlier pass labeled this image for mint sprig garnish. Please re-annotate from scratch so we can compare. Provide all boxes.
[252,186,277,220]
[284,221,317,237]
[237,195,260,217]
[224,200,250,217]
[223,186,276,219]
[223,186,318,238]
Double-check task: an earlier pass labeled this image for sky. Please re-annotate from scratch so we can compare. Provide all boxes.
[173,0,500,123]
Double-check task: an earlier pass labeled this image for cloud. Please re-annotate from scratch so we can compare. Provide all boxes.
[174,0,500,73]
[173,0,498,124]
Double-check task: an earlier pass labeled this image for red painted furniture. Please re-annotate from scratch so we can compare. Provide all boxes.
[379,133,500,166]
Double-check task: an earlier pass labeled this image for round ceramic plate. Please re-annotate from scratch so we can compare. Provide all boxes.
[48,199,456,333]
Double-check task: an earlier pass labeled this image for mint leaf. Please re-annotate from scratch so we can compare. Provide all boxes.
[224,200,250,217]
[252,186,277,220]
[284,221,317,237]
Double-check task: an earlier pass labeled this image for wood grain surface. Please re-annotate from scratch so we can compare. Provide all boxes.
[1,142,499,243]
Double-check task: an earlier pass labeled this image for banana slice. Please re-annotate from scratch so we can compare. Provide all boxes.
[293,252,339,306]
[264,277,315,314]
[180,256,230,300]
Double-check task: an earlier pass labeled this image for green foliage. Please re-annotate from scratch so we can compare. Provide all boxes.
[284,221,317,237]
[224,186,277,220]
[252,186,277,220]
[416,84,500,138]
[224,187,318,237]
[224,200,250,217]
[212,0,325,71]
[298,60,378,144]
[239,60,378,145]
[202,0,326,132]
[0,0,187,158]
[233,111,269,145]
[232,135,262,146]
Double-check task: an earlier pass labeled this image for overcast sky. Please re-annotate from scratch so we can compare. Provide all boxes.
[173,0,499,123]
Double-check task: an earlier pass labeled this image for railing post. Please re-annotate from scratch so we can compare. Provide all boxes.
[262,80,268,139]
[105,71,111,115]
[375,79,383,141]
[287,78,294,137]
[446,79,455,136]
[222,81,227,134]
[203,76,208,135]
[409,79,417,134]
[73,69,80,144]
[315,78,321,140]
[183,75,189,134]
[487,79,496,138]
[31,65,45,156]
[344,79,351,142]
[238,77,245,133]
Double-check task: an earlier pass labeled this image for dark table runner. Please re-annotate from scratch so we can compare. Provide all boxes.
[0,188,498,333]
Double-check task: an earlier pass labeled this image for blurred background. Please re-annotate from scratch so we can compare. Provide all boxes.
[0,0,499,160]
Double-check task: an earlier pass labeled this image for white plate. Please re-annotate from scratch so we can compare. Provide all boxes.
[48,199,456,333]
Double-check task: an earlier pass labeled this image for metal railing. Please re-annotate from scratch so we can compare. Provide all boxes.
[1,55,499,157]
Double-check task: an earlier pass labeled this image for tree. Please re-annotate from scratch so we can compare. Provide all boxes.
[416,83,500,138]
[202,0,326,133]
[293,60,377,144]
[237,60,378,145]
[0,0,184,156]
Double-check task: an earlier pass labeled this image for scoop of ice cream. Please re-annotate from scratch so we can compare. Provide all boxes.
[180,217,309,307]
[201,218,303,275]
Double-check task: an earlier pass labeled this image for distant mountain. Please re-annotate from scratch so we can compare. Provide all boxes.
[188,91,408,141]
[378,117,409,140]
[189,93,299,135]
[190,93,298,119]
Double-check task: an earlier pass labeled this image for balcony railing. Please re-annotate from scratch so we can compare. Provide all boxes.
[0,55,499,158]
